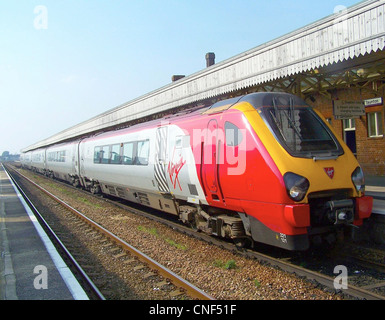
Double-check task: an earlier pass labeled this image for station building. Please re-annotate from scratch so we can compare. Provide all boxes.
[24,0,385,177]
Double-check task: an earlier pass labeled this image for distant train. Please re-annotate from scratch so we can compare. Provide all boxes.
[21,92,373,250]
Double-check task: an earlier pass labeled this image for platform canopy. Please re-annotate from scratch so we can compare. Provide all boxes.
[23,0,385,152]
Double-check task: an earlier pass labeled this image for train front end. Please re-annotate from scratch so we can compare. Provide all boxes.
[237,93,373,250]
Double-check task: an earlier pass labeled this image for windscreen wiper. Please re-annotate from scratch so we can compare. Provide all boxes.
[273,97,303,140]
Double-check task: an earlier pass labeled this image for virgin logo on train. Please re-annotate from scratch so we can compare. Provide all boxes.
[324,167,335,179]
[168,147,186,191]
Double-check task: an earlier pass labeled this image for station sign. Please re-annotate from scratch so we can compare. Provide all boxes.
[333,100,365,120]
[364,97,383,107]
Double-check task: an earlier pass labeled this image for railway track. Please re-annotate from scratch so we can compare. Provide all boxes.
[328,243,385,295]
[6,164,385,300]
[106,200,385,300]
[5,165,213,300]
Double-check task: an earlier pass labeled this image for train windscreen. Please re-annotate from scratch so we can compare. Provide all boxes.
[258,97,344,159]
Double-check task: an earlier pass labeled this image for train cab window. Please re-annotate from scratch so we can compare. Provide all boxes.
[122,142,134,165]
[225,122,243,146]
[259,104,343,158]
[136,140,149,165]
[110,144,121,164]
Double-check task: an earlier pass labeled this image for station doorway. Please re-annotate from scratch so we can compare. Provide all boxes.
[343,118,357,156]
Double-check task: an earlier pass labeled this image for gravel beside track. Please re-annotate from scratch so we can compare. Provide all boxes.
[17,168,346,300]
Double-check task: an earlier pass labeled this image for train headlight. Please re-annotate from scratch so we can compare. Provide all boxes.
[351,167,365,193]
[283,172,310,202]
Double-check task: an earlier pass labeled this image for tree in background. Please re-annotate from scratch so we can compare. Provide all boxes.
[0,151,19,161]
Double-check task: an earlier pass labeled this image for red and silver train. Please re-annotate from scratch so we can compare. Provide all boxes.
[21,92,373,250]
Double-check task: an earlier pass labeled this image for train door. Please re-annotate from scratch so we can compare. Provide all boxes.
[43,149,47,173]
[154,126,171,194]
[202,119,224,202]
[71,142,78,176]
[77,140,87,188]
[70,141,82,187]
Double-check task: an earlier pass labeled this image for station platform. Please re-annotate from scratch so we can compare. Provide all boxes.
[366,175,385,215]
[0,165,89,300]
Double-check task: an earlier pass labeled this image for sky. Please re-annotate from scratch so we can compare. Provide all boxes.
[0,0,363,154]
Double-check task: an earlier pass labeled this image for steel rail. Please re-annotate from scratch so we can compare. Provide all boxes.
[244,249,385,301]
[3,165,105,300]
[10,166,214,300]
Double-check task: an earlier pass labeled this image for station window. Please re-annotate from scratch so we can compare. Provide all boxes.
[343,118,355,130]
[367,111,383,138]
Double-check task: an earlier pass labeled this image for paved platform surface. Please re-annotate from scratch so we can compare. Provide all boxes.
[0,165,89,300]
[366,175,385,215]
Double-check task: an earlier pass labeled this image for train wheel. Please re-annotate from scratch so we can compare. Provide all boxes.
[189,214,203,232]
[72,179,80,188]
[90,184,101,194]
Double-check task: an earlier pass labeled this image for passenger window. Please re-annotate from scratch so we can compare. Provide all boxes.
[101,146,110,164]
[122,142,134,165]
[137,140,149,165]
[110,144,121,164]
[94,147,101,163]
[60,151,66,162]
[225,122,243,146]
